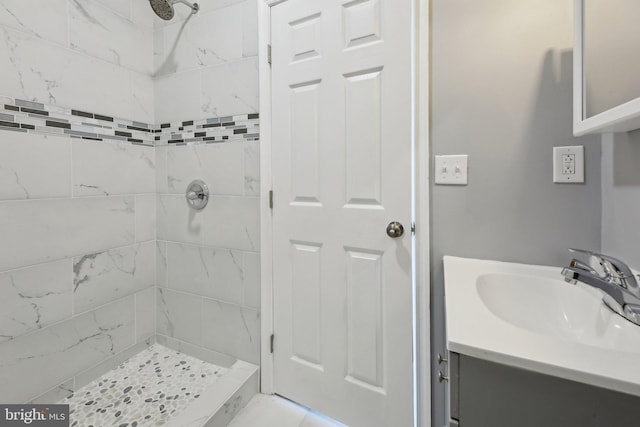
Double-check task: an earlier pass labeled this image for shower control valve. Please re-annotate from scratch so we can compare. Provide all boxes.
[186,180,209,210]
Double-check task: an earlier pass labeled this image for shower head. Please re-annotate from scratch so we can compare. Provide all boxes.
[150,0,199,21]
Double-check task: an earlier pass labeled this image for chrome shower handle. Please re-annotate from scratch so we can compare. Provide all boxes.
[185,180,209,209]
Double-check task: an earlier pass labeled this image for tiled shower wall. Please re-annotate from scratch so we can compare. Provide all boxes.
[0,0,156,404]
[0,0,154,123]
[153,0,258,123]
[154,0,262,365]
[0,0,261,404]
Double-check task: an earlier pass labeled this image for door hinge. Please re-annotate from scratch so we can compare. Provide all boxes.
[411,222,416,235]
[269,190,274,209]
[267,44,272,65]
[270,334,275,353]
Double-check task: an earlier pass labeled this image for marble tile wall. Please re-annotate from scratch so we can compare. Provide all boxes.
[0,129,157,404]
[153,0,259,123]
[153,0,261,366]
[0,0,262,404]
[0,0,158,405]
[156,141,261,365]
[0,0,155,123]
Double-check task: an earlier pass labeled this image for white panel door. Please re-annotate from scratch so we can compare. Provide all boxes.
[271,1,413,426]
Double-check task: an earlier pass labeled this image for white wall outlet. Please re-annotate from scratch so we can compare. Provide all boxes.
[435,154,468,185]
[553,146,584,183]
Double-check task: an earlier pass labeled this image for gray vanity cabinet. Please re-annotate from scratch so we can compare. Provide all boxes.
[449,352,640,427]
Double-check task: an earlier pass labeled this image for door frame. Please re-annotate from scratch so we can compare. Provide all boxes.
[257,1,431,425]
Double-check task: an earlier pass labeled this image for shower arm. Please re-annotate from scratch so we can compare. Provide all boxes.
[174,0,199,13]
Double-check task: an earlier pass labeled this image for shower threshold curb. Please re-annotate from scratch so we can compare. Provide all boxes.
[167,359,259,427]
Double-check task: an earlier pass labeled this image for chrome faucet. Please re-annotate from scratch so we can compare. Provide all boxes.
[561,248,640,326]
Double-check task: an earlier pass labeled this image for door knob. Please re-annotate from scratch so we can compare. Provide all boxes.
[386,222,404,238]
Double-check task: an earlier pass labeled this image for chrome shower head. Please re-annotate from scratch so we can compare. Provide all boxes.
[150,0,199,21]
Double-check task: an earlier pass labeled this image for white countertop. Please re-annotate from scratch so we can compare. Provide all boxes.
[444,256,640,397]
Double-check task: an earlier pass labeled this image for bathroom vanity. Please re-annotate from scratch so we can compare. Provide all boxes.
[448,352,640,427]
[444,256,640,426]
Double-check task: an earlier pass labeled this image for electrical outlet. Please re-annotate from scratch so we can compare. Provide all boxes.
[435,155,468,185]
[553,146,584,183]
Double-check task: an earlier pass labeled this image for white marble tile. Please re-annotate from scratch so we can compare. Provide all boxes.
[0,132,71,201]
[154,25,165,66]
[165,145,207,195]
[28,379,75,404]
[73,241,155,313]
[205,248,246,305]
[169,359,258,427]
[156,240,169,288]
[242,0,258,58]
[156,334,237,368]
[157,288,202,346]
[227,394,308,427]
[131,0,155,29]
[0,296,135,403]
[228,394,344,427]
[155,146,169,194]
[299,412,345,427]
[157,194,204,245]
[72,339,152,391]
[244,140,260,196]
[130,71,155,123]
[202,299,260,364]
[69,0,153,75]
[201,57,259,118]
[0,26,142,123]
[136,194,156,242]
[201,366,259,427]
[243,252,260,310]
[203,196,260,251]
[0,196,135,271]
[72,140,155,197]
[0,0,69,46]
[154,4,243,77]
[166,143,245,196]
[135,287,156,342]
[0,259,72,342]
[95,0,132,20]
[166,242,243,305]
[154,68,202,123]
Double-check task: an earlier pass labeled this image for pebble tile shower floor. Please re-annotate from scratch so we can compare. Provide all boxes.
[63,344,229,426]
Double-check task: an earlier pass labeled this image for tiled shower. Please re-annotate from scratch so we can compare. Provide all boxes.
[0,0,261,423]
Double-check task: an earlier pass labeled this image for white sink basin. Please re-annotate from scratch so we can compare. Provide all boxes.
[444,256,640,397]
[476,272,639,351]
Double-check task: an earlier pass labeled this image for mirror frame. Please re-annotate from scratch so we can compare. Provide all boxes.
[574,0,640,136]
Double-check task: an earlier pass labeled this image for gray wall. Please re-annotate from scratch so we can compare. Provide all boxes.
[601,132,640,269]
[431,1,602,425]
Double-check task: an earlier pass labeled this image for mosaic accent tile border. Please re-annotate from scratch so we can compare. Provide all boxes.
[0,95,260,147]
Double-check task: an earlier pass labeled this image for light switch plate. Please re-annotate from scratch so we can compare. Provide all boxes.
[435,155,468,185]
[553,146,584,183]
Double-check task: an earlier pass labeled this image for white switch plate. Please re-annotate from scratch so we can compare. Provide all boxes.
[435,155,468,185]
[553,146,584,183]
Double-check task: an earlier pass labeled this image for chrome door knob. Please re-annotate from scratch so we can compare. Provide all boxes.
[386,221,404,238]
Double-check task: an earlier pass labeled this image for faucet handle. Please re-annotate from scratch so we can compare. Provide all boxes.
[568,248,637,288]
